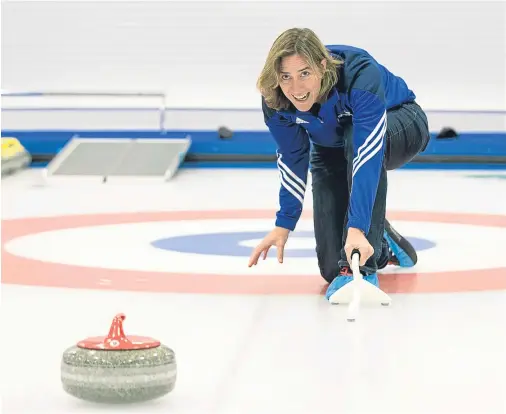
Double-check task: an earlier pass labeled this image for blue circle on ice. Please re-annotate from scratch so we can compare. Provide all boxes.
[151,231,436,257]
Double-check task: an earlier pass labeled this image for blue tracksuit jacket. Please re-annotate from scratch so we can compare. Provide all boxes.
[262,44,417,234]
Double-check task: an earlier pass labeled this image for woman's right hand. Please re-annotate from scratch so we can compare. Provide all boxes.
[248,227,290,267]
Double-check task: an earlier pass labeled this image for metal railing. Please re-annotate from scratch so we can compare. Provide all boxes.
[2,90,505,134]
[1,90,167,132]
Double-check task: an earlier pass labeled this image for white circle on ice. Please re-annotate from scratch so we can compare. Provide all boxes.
[4,219,506,276]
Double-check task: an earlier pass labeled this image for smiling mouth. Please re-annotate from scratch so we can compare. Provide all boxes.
[292,92,309,102]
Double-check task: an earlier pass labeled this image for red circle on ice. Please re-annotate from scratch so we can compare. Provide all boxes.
[2,210,506,294]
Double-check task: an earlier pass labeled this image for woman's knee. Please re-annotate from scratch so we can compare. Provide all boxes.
[385,106,430,170]
[317,260,339,283]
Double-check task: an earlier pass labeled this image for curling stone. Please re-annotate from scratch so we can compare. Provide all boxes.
[61,313,176,404]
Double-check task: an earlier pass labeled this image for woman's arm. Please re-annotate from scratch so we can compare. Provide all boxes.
[346,63,387,236]
[262,98,310,231]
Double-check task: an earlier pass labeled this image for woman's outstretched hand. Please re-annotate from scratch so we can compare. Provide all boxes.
[248,227,290,266]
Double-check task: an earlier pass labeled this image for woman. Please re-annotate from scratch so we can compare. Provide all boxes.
[248,28,430,300]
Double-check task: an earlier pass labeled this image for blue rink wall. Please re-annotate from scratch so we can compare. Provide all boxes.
[3,129,506,170]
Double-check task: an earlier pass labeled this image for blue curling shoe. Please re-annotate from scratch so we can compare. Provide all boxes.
[363,272,379,287]
[325,267,379,300]
[384,219,418,268]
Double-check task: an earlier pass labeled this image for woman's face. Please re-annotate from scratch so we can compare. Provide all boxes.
[278,54,326,112]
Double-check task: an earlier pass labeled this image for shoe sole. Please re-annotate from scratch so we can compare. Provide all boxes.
[384,219,418,267]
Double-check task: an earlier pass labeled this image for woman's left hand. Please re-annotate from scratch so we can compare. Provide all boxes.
[344,227,374,266]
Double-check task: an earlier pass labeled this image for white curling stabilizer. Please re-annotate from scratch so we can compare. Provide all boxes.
[328,249,392,321]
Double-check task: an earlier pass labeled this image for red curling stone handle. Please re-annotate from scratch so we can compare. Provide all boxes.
[77,313,161,350]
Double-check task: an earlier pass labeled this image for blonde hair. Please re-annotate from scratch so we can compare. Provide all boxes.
[257,28,344,111]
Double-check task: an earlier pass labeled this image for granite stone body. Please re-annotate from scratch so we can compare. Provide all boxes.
[61,314,177,404]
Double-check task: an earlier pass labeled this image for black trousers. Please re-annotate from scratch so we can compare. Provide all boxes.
[310,101,430,282]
